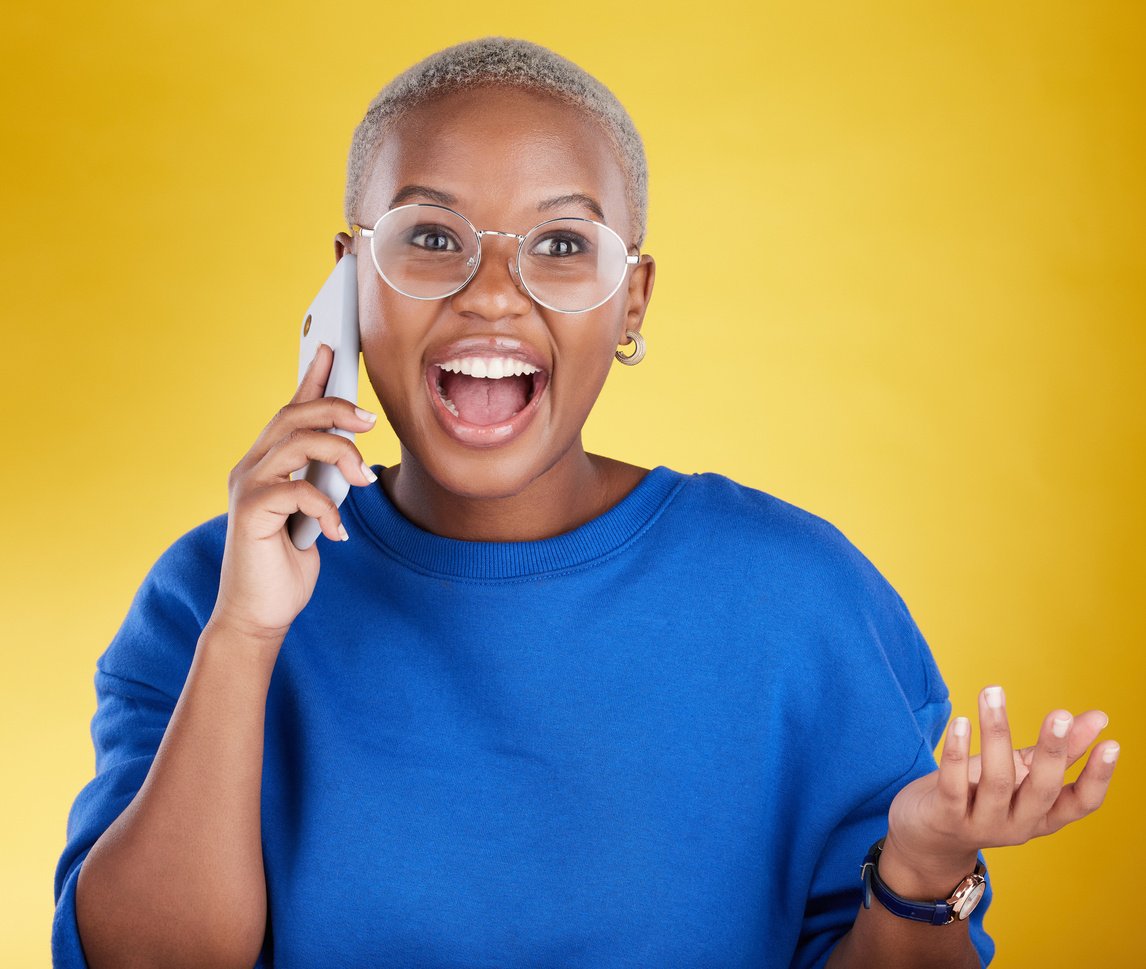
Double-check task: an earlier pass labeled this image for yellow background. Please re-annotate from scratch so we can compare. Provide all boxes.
[3,2,1142,965]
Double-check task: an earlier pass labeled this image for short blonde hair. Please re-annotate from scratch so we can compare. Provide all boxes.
[343,36,649,248]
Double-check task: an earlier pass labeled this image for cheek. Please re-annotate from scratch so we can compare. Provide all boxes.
[359,277,427,358]
[358,286,433,412]
[593,304,632,360]
[553,311,627,408]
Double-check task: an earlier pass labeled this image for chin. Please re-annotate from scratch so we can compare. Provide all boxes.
[412,436,571,502]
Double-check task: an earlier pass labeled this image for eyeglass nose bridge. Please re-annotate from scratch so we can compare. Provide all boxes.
[465,228,530,293]
[476,229,525,241]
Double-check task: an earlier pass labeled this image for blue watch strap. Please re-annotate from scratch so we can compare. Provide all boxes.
[861,838,960,926]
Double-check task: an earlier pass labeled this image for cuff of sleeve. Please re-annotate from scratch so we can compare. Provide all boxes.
[52,849,92,969]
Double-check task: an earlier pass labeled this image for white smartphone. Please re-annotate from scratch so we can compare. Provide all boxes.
[286,253,361,551]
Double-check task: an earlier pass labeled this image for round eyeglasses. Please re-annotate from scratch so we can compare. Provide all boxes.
[351,203,640,314]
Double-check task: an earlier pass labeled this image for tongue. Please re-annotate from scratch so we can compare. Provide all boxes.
[441,371,531,425]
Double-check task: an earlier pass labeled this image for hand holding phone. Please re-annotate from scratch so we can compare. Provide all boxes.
[287,253,363,550]
[207,255,372,646]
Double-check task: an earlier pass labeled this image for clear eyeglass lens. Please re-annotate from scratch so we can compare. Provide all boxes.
[519,219,628,312]
[369,205,630,312]
[370,205,479,300]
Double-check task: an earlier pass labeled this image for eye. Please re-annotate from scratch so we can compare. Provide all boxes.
[529,230,592,258]
[406,224,463,252]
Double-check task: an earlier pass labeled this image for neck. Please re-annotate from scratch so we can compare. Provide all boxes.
[382,444,645,542]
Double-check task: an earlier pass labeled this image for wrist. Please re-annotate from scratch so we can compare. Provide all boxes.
[206,608,291,644]
[201,614,287,671]
[878,833,981,900]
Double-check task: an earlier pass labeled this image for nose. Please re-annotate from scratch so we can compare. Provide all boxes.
[448,234,533,320]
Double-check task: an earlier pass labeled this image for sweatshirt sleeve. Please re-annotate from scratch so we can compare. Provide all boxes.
[789,614,996,969]
[52,516,226,968]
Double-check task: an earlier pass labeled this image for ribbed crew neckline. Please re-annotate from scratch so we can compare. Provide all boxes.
[343,465,686,580]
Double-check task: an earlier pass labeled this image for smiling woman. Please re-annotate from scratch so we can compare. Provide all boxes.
[51,36,1117,969]
[341,78,655,534]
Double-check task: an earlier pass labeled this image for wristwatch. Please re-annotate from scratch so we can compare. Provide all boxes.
[861,837,987,926]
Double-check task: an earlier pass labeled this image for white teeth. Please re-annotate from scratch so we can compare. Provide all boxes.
[436,356,541,379]
[442,397,459,417]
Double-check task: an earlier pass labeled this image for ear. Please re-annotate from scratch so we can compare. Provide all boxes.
[621,253,655,340]
[333,231,354,263]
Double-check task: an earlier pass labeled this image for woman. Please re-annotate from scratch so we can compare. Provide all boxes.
[53,37,1117,968]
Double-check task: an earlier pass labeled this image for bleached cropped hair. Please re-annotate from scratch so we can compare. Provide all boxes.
[343,36,649,248]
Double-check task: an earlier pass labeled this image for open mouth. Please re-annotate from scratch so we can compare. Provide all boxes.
[434,356,544,423]
[426,351,550,445]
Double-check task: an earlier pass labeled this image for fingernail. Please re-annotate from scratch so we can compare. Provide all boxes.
[1052,716,1071,739]
[312,342,329,363]
[337,523,349,542]
[1098,713,1110,730]
[953,717,970,738]
[984,686,1005,709]
[360,461,378,483]
[1103,743,1120,764]
[355,407,377,423]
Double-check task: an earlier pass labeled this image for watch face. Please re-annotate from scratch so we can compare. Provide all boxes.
[956,881,986,920]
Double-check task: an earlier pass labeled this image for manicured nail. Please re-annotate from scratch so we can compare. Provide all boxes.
[952,717,970,738]
[1103,743,1120,764]
[984,686,1005,709]
[1052,716,1071,739]
[337,523,349,542]
[360,461,378,483]
[355,406,377,423]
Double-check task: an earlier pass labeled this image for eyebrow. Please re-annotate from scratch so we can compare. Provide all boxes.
[537,193,606,222]
[388,185,607,222]
[389,184,457,208]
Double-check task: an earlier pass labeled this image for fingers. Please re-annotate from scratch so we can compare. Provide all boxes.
[244,397,377,477]
[1064,709,1110,765]
[232,344,378,483]
[972,685,1016,825]
[254,427,378,490]
[1011,708,1073,828]
[291,341,335,405]
[942,690,1118,850]
[1041,739,1120,836]
[234,478,353,544]
[935,716,971,816]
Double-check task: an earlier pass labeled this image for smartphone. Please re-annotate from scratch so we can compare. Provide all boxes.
[286,252,361,550]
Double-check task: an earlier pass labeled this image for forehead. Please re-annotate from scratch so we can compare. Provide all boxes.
[360,86,629,235]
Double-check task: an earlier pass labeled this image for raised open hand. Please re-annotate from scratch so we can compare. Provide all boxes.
[885,686,1119,875]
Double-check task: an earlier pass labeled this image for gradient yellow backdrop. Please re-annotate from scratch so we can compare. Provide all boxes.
[3,2,1142,966]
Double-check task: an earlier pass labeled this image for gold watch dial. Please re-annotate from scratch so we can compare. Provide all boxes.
[951,875,987,919]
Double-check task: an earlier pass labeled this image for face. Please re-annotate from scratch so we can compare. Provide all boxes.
[337,85,655,501]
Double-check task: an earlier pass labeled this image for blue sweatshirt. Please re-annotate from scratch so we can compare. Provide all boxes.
[53,466,994,967]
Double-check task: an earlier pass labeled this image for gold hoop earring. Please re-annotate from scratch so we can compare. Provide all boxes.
[615,330,646,366]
